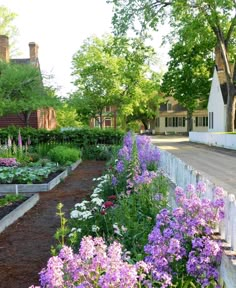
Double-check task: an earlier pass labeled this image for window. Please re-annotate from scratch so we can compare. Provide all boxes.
[165,117,186,127]
[95,117,100,127]
[208,112,214,129]
[178,117,183,127]
[195,116,208,127]
[104,117,111,128]
[167,103,172,111]
[105,106,111,112]
[156,117,160,127]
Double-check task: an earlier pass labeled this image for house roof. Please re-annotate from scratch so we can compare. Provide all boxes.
[159,102,186,112]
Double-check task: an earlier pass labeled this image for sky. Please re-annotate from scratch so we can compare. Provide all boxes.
[1,0,170,97]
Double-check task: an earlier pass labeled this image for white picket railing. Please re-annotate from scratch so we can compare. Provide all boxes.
[158,148,236,288]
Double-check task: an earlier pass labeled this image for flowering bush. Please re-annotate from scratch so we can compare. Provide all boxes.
[144,183,224,287]
[67,133,168,259]
[32,132,225,288]
[68,172,168,260]
[0,157,18,167]
[31,236,150,288]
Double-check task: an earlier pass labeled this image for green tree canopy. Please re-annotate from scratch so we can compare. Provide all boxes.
[0,61,59,126]
[108,0,236,131]
[70,34,163,129]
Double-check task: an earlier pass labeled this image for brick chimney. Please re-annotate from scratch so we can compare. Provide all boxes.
[0,35,10,62]
[29,42,39,64]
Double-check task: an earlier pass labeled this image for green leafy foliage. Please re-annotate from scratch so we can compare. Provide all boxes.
[0,126,125,147]
[0,62,59,124]
[47,145,81,165]
[70,34,163,129]
[0,194,26,207]
[0,162,59,184]
[108,0,236,131]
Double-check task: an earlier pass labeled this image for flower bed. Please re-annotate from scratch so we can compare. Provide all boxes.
[0,159,81,193]
[30,132,224,288]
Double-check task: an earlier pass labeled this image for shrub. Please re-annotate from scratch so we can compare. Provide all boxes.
[0,158,18,167]
[47,145,81,165]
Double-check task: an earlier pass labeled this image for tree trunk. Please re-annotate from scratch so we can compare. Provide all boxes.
[226,84,235,132]
[149,118,156,130]
[141,120,148,130]
[187,110,193,133]
[99,112,103,129]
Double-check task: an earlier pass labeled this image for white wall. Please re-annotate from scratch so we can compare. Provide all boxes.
[189,132,236,150]
[208,68,226,132]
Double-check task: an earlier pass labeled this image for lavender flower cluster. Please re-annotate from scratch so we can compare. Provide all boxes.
[30,236,149,288]
[144,183,224,287]
[0,157,18,167]
[118,132,160,172]
[114,132,161,194]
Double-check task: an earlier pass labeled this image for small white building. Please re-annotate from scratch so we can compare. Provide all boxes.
[207,46,236,132]
[207,67,227,132]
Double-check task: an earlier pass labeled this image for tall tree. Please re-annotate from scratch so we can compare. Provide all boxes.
[161,20,214,132]
[70,35,121,128]
[162,43,213,132]
[108,0,236,131]
[70,34,162,129]
[0,61,59,126]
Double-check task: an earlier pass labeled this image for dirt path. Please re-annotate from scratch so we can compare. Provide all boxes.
[0,160,106,288]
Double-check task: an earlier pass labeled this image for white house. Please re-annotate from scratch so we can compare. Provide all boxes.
[153,97,208,134]
[207,67,227,132]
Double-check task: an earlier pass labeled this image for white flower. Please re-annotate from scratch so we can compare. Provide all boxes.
[75,200,90,210]
[70,210,79,218]
[97,183,104,188]
[91,197,104,206]
[121,225,128,233]
[93,178,97,181]
[81,211,92,219]
[113,223,122,236]
[92,225,100,232]
[93,187,102,194]
[71,227,77,232]
[77,228,82,233]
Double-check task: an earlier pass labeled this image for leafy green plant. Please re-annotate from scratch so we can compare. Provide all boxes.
[51,203,70,255]
[0,162,60,184]
[47,145,81,165]
[81,144,119,160]
[0,194,26,207]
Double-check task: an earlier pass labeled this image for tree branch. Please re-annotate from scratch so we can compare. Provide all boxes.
[225,12,236,46]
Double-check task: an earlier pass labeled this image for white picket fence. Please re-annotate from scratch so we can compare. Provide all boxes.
[158,148,236,288]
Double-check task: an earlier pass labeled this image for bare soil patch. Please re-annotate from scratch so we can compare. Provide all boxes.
[0,160,106,288]
[0,197,30,220]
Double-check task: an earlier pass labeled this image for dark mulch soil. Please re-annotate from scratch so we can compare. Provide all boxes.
[0,197,30,220]
[0,160,106,288]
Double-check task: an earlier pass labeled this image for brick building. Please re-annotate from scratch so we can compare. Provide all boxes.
[0,35,56,130]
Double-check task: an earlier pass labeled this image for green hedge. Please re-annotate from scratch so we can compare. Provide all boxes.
[0,127,125,147]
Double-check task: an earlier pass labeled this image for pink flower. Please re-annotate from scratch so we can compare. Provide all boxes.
[103,201,114,209]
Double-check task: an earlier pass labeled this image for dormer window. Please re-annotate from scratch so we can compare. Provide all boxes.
[167,103,172,111]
